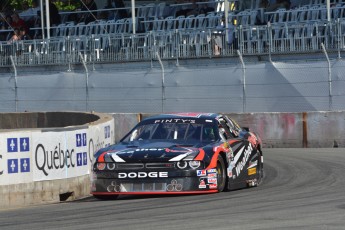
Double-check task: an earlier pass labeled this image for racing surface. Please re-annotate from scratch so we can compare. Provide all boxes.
[1,148,345,230]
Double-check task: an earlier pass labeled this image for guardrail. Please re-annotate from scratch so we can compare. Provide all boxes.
[0,19,344,67]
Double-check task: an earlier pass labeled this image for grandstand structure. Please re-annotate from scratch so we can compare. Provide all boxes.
[0,0,345,113]
[0,0,344,67]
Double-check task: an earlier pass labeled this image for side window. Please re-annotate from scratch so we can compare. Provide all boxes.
[224,116,240,137]
[218,119,233,139]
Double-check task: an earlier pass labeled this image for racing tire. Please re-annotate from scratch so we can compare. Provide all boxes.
[256,152,264,186]
[216,155,226,192]
[93,195,119,200]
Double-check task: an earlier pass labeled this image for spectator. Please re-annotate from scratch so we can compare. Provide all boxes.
[19,26,31,40]
[79,0,97,24]
[7,27,21,43]
[11,12,28,33]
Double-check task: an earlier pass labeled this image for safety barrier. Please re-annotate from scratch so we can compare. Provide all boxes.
[0,112,114,209]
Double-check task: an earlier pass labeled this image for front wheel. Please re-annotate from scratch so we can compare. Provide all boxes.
[216,155,226,192]
[256,152,264,186]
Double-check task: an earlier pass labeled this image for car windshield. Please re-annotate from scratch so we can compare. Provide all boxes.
[122,122,218,142]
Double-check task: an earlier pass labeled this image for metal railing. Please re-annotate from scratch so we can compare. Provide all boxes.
[1,19,344,68]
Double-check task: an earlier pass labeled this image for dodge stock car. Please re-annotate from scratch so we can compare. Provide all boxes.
[91,113,263,199]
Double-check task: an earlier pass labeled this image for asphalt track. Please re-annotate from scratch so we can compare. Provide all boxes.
[1,148,345,230]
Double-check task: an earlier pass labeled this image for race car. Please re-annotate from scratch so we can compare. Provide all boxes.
[91,113,263,199]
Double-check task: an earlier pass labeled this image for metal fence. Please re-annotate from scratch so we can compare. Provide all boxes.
[1,18,345,68]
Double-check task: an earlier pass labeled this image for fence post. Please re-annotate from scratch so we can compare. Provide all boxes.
[79,52,89,111]
[321,43,332,111]
[10,56,18,112]
[156,52,165,113]
[237,50,246,113]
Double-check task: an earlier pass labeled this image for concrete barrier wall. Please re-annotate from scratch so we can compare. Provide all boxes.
[0,112,114,210]
[138,111,345,148]
[1,111,344,210]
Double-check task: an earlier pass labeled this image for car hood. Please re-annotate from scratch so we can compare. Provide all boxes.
[99,140,207,163]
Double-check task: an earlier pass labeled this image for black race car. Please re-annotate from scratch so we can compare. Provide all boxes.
[91,113,263,199]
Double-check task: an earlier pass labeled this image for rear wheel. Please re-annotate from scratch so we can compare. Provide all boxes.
[216,155,226,192]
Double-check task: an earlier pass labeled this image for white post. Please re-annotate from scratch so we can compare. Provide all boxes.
[131,0,136,34]
[327,0,330,22]
[225,0,229,44]
[45,0,50,39]
[40,0,45,39]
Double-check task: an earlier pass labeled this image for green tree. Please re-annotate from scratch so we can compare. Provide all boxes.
[1,0,80,12]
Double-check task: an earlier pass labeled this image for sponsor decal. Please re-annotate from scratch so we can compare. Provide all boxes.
[207,168,217,173]
[235,144,253,177]
[199,179,206,188]
[208,178,217,184]
[248,168,257,176]
[166,179,183,191]
[118,172,168,179]
[197,170,207,176]
[35,143,75,176]
[209,184,217,189]
[208,173,217,178]
[154,119,196,124]
[248,160,258,168]
[227,169,233,178]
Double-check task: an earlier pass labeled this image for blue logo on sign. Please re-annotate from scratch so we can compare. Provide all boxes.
[7,138,18,152]
[8,159,18,173]
[20,138,30,152]
[77,153,83,166]
[82,133,87,146]
[76,133,87,147]
[76,134,82,147]
[83,152,87,165]
[105,126,110,138]
[20,158,30,172]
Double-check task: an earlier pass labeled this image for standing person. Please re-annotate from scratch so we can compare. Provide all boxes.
[79,0,98,24]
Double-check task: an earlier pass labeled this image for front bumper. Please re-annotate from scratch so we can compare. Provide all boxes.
[91,169,219,195]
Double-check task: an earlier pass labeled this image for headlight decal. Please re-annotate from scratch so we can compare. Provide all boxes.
[194,149,205,161]
[111,153,126,162]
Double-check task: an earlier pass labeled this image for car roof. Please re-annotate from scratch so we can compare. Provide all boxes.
[143,113,221,121]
